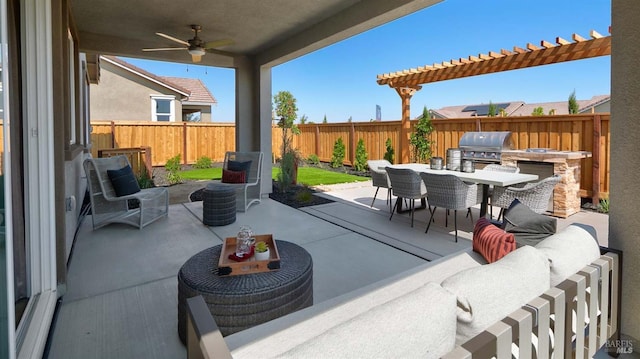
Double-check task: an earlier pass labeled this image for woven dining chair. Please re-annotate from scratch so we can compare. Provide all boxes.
[483,164,520,217]
[420,172,479,242]
[385,167,428,227]
[491,175,561,220]
[367,159,392,211]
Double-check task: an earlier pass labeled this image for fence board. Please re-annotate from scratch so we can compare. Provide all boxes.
[90,114,610,198]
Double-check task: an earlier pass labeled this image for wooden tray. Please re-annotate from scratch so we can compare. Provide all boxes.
[217,234,281,276]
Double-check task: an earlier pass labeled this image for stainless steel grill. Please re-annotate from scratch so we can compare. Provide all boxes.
[458,131,513,163]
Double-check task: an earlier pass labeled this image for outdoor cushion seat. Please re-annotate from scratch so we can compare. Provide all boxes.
[83,155,168,229]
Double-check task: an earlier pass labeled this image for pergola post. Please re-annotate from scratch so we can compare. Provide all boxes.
[394,85,421,163]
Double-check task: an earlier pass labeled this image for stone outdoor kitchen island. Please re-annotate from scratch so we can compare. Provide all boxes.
[501,149,592,218]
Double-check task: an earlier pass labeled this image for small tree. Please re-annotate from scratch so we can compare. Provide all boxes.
[165,154,183,185]
[383,138,394,164]
[409,106,435,163]
[322,115,328,124]
[354,138,368,172]
[531,106,545,116]
[273,90,300,191]
[299,114,308,124]
[568,90,579,114]
[331,137,346,168]
[487,102,498,117]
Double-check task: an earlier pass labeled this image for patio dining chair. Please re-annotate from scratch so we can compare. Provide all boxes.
[420,172,479,242]
[83,155,169,230]
[491,174,561,220]
[483,164,520,217]
[385,167,428,227]
[367,159,392,211]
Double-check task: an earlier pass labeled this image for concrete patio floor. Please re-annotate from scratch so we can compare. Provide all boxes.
[45,182,609,358]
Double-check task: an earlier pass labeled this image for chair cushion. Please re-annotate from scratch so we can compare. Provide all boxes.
[107,164,141,197]
[441,246,550,345]
[473,218,516,263]
[222,169,246,184]
[276,282,457,359]
[227,160,251,180]
[504,199,557,247]
[534,224,600,287]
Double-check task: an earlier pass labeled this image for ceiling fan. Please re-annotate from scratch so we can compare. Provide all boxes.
[142,24,233,63]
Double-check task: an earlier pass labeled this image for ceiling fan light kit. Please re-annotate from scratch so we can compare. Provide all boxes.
[142,24,233,63]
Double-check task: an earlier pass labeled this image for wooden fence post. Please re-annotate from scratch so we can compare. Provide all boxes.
[592,114,601,205]
[315,125,321,158]
[183,122,188,165]
[349,122,356,165]
[110,121,116,148]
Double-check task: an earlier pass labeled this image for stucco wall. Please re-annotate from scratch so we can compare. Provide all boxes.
[90,61,183,121]
[611,0,640,341]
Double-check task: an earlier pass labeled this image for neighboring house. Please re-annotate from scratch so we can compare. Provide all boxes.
[90,56,217,122]
[429,95,610,118]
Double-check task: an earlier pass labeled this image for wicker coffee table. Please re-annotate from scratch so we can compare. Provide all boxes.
[177,240,313,343]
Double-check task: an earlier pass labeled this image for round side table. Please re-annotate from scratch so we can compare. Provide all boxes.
[202,183,236,226]
[177,240,313,343]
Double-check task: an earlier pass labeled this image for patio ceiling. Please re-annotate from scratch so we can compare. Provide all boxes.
[71,0,442,68]
[376,28,611,89]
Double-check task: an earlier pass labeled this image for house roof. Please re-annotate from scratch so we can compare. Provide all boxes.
[430,95,610,118]
[101,56,191,97]
[100,56,216,105]
[160,77,217,105]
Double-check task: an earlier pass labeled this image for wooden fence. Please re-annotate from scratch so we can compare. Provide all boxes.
[91,114,610,199]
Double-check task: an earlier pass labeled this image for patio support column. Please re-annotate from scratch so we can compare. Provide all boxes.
[611,0,640,343]
[394,85,421,163]
[235,55,273,195]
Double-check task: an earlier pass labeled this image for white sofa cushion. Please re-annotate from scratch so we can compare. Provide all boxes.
[441,246,550,345]
[535,224,600,287]
[274,282,457,359]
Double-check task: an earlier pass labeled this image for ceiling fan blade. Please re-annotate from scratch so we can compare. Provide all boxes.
[142,47,187,52]
[156,32,189,46]
[203,39,234,49]
[191,54,203,63]
[205,48,234,57]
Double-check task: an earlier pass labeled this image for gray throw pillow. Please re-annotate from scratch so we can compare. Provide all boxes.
[503,199,557,247]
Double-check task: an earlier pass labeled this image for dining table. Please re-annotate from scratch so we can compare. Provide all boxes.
[387,163,539,218]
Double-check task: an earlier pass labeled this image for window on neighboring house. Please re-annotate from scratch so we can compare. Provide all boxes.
[151,95,175,122]
[185,111,201,122]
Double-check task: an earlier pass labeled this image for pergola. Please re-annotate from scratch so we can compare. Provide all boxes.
[377,29,611,162]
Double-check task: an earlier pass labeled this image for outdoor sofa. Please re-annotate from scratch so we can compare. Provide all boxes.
[185,223,620,358]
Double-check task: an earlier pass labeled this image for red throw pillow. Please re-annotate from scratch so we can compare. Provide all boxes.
[473,218,516,263]
[221,169,246,183]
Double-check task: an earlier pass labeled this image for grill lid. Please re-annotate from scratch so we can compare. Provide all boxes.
[458,131,513,151]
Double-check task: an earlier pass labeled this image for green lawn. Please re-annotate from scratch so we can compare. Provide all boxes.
[180,166,369,186]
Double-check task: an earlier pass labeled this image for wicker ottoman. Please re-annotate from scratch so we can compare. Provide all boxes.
[202,183,236,226]
[177,241,313,343]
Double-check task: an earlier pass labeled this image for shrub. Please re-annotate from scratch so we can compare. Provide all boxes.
[193,156,212,169]
[384,138,394,164]
[331,137,346,168]
[599,198,610,213]
[354,138,368,172]
[295,187,314,203]
[137,168,155,189]
[307,153,320,165]
[165,154,183,185]
[277,150,297,192]
[409,106,434,163]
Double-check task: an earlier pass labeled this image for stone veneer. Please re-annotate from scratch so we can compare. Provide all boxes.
[500,150,591,218]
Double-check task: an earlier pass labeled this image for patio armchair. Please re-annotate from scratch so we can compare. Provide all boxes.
[483,164,520,217]
[420,173,479,242]
[491,174,561,220]
[83,155,168,230]
[211,151,263,212]
[367,159,392,211]
[385,167,427,227]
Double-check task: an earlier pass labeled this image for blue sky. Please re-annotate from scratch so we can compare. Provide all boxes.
[124,0,611,123]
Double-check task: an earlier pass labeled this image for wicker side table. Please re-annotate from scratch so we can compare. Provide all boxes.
[202,183,236,226]
[177,240,313,343]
